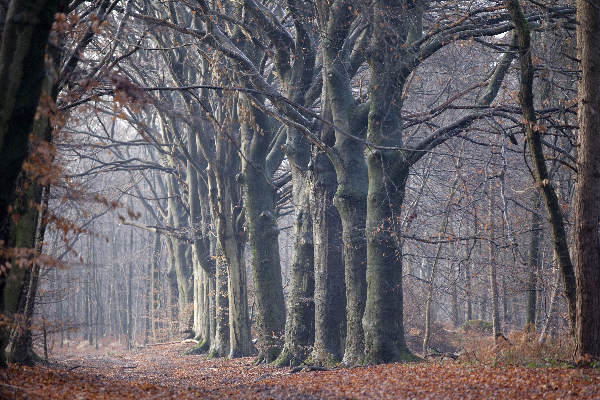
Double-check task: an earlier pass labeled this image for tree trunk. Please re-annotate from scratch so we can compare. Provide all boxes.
[481,292,488,321]
[317,2,369,365]
[539,262,560,344]
[526,192,542,328]
[223,230,251,358]
[0,0,60,367]
[6,184,47,363]
[488,180,502,340]
[151,232,161,340]
[207,269,216,351]
[144,264,150,345]
[164,238,179,338]
[191,268,213,353]
[187,130,204,340]
[362,0,426,365]
[240,113,285,362]
[275,129,315,367]
[85,269,90,343]
[573,0,600,359]
[334,172,367,366]
[166,175,193,335]
[309,150,346,365]
[363,162,414,363]
[209,247,230,358]
[186,128,215,351]
[214,169,252,358]
[0,0,58,240]
[451,266,460,328]
[127,260,133,349]
[2,179,45,363]
[465,261,473,322]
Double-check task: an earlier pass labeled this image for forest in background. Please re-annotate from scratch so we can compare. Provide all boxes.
[0,0,599,392]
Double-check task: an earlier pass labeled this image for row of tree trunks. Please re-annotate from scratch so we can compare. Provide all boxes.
[16,0,600,371]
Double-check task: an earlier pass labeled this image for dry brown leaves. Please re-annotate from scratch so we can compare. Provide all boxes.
[1,342,599,399]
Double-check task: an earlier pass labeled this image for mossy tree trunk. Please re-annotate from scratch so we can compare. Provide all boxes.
[361,0,417,364]
[3,180,46,364]
[363,156,412,363]
[216,179,251,358]
[207,130,252,358]
[317,0,369,366]
[206,168,230,357]
[3,33,63,362]
[275,156,315,366]
[164,238,179,338]
[209,245,230,357]
[240,102,285,363]
[235,0,322,365]
[309,148,346,365]
[0,0,61,368]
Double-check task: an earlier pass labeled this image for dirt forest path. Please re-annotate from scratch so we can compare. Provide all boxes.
[2,342,600,399]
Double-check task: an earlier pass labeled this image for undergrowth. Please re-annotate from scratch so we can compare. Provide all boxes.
[459,328,576,368]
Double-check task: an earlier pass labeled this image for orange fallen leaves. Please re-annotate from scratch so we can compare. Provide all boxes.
[1,342,599,399]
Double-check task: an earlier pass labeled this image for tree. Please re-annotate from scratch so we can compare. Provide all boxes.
[573,0,600,360]
[0,0,59,239]
[0,0,62,367]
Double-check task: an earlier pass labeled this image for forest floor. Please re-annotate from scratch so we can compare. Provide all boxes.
[1,340,600,399]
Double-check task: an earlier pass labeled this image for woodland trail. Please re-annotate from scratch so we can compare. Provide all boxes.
[1,342,600,399]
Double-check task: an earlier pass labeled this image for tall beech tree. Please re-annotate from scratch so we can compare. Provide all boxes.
[0,0,119,366]
[0,0,60,368]
[574,0,600,359]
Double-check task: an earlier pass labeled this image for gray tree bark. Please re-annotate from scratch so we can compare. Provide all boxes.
[274,157,315,366]
[488,177,502,340]
[166,174,193,335]
[317,1,369,365]
[309,148,346,365]
[526,193,542,328]
[208,243,230,358]
[240,105,285,362]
